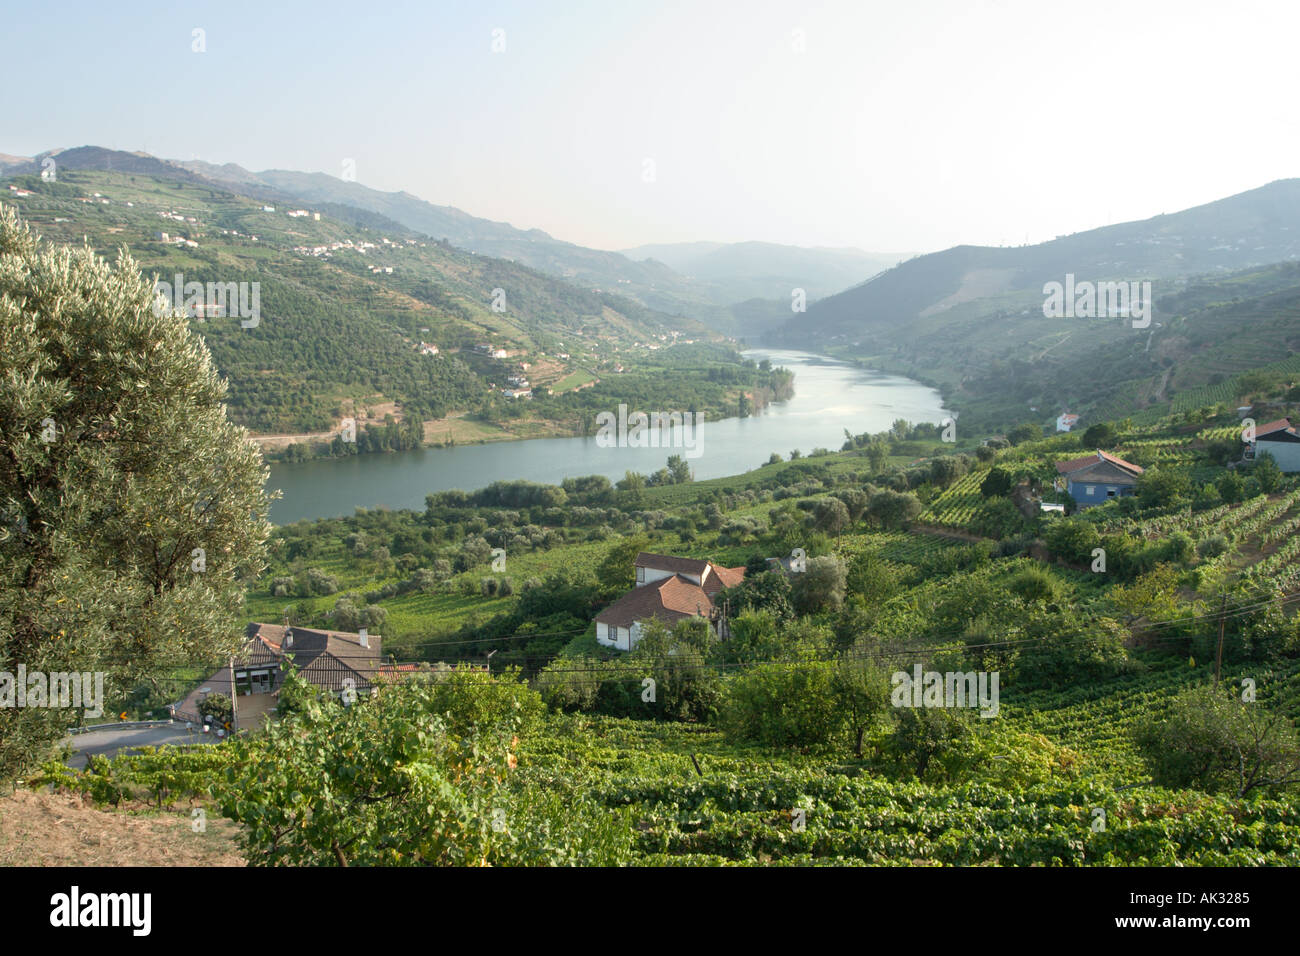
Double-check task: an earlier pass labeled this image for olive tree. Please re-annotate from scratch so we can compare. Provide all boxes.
[0,206,270,781]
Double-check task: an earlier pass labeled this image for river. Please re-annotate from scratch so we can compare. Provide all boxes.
[266,350,947,524]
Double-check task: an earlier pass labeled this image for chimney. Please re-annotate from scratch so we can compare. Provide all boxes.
[359,628,369,649]
[284,627,293,648]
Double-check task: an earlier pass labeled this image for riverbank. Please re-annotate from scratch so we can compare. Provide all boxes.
[253,384,788,463]
[265,351,948,524]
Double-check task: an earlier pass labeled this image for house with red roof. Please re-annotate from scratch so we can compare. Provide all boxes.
[173,622,384,730]
[596,553,746,651]
[1247,418,1300,472]
[1055,450,1144,508]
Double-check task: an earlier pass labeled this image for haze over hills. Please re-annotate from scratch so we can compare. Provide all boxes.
[11,146,1300,437]
[620,240,909,305]
[3,148,915,336]
[785,178,1300,349]
[768,178,1300,433]
[0,159,742,441]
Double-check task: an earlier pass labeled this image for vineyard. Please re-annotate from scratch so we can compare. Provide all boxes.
[920,470,987,530]
[40,655,1300,867]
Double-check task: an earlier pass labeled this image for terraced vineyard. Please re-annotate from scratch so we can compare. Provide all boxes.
[920,471,986,530]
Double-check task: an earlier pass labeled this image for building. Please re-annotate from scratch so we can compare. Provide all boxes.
[1055,450,1144,508]
[1056,412,1080,432]
[173,623,383,730]
[1248,418,1300,471]
[419,342,440,356]
[595,553,746,651]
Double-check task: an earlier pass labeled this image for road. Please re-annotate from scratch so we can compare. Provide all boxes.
[64,723,222,769]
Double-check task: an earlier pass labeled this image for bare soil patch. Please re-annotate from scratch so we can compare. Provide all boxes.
[0,789,245,867]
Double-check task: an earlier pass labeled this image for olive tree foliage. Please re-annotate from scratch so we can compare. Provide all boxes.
[0,207,271,781]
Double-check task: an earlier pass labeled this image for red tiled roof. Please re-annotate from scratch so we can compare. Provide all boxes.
[703,562,746,596]
[596,574,714,629]
[1055,450,1144,476]
[635,552,711,577]
[1255,418,1293,437]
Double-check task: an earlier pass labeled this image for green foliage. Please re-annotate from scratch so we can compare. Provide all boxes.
[884,707,978,782]
[791,555,848,615]
[217,671,628,865]
[1135,683,1300,797]
[720,661,845,750]
[198,694,233,727]
[0,205,271,784]
[980,466,1014,498]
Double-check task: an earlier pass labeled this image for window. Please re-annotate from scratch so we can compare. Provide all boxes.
[1085,485,1095,496]
[1107,487,1117,497]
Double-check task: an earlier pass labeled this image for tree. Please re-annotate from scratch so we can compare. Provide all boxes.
[1135,684,1300,797]
[1109,564,1182,624]
[1254,452,1283,493]
[1136,467,1191,509]
[929,456,966,488]
[812,497,851,536]
[666,454,692,484]
[866,489,921,530]
[198,693,234,727]
[980,466,1014,498]
[832,488,870,523]
[1216,469,1246,504]
[629,619,722,721]
[865,440,890,473]
[791,555,848,614]
[616,470,646,504]
[1007,423,1042,446]
[595,534,650,595]
[886,706,977,781]
[834,655,891,757]
[0,206,270,782]
[719,661,844,748]
[1082,422,1116,447]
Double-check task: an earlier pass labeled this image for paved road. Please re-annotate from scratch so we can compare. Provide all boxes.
[64,724,222,769]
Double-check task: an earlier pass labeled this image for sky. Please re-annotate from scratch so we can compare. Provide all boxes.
[3,0,1299,255]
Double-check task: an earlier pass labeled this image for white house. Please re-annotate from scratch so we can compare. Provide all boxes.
[1248,418,1300,472]
[594,553,745,651]
[1056,413,1080,433]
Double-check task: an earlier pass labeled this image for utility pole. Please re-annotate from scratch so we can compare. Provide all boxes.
[1214,596,1227,687]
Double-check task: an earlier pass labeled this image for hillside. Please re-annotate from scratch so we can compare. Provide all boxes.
[0,166,739,437]
[760,181,1300,433]
[175,158,737,326]
[621,240,906,305]
[787,178,1300,348]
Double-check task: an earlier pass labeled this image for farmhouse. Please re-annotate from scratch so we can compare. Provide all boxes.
[595,553,745,651]
[173,623,383,730]
[1056,412,1080,433]
[1248,418,1300,471]
[1055,450,1144,508]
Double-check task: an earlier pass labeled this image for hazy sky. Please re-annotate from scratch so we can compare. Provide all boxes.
[4,0,1298,254]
